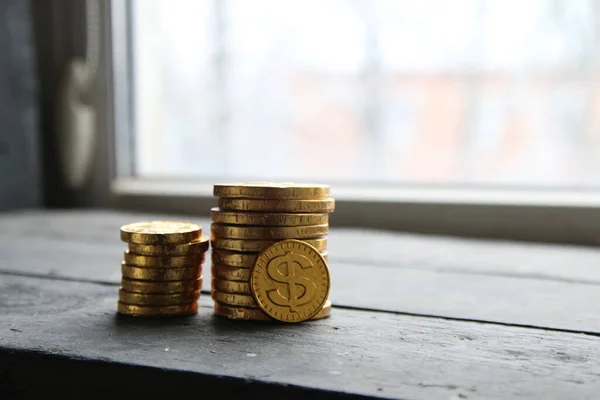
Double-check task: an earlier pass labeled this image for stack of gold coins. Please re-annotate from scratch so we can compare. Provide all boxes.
[118,221,209,317]
[211,183,334,322]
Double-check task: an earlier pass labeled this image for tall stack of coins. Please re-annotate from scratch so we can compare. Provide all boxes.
[118,221,209,317]
[211,183,334,322]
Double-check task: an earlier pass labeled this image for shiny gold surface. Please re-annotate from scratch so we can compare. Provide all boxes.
[123,251,204,268]
[211,289,258,308]
[250,240,330,323]
[213,183,330,200]
[213,300,332,321]
[211,264,251,281]
[121,263,202,281]
[211,278,251,294]
[127,236,209,256]
[211,237,327,253]
[212,248,328,268]
[119,289,200,306]
[211,208,328,226]
[117,302,198,317]
[218,198,335,213]
[120,278,203,294]
[211,224,328,240]
[120,221,202,244]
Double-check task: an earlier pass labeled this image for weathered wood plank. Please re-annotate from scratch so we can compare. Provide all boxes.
[2,210,600,332]
[333,263,600,333]
[331,228,600,284]
[1,273,600,400]
[2,210,600,283]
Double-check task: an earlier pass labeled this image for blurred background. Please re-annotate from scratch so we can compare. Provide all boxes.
[132,0,600,187]
[3,0,600,237]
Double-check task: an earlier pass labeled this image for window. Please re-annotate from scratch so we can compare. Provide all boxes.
[106,0,600,244]
[128,0,600,186]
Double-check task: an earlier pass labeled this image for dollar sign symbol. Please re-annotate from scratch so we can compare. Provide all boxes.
[266,253,317,312]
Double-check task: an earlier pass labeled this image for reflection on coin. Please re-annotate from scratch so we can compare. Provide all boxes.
[211,290,258,308]
[218,198,335,213]
[121,263,201,281]
[213,300,332,321]
[211,278,251,294]
[211,224,328,240]
[120,221,202,244]
[212,248,328,268]
[117,302,198,317]
[120,278,203,294]
[211,208,329,226]
[211,264,251,281]
[211,238,327,253]
[123,251,204,268]
[119,289,200,306]
[127,236,209,256]
[213,183,330,200]
[250,239,330,323]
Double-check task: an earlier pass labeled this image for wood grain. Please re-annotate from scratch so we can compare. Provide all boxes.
[1,273,600,399]
[2,210,600,332]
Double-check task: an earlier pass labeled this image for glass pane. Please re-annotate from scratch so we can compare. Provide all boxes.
[131,0,600,187]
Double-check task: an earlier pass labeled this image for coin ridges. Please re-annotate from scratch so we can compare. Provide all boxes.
[120,278,203,294]
[120,221,202,244]
[127,236,209,256]
[121,263,202,281]
[117,302,198,317]
[211,237,327,253]
[218,198,335,213]
[212,278,251,294]
[214,300,332,321]
[211,290,258,308]
[211,224,328,240]
[211,208,328,226]
[213,183,330,200]
[212,248,328,268]
[124,251,204,268]
[119,289,200,306]
[211,264,251,282]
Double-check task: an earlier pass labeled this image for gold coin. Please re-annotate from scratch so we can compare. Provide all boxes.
[117,302,198,317]
[211,208,328,226]
[212,278,251,294]
[120,221,202,244]
[120,278,203,294]
[212,248,328,268]
[123,251,204,268]
[214,300,332,321]
[127,236,209,256]
[211,264,251,281]
[121,263,201,281]
[250,239,330,323]
[119,289,200,306]
[213,183,330,200]
[211,290,258,308]
[211,224,328,240]
[218,198,335,213]
[211,237,327,253]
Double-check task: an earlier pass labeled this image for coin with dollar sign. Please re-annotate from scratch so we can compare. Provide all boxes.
[250,239,330,323]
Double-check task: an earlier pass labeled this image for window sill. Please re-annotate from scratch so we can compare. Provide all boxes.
[111,178,600,245]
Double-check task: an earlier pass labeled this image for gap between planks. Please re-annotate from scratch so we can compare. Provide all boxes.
[1,268,598,339]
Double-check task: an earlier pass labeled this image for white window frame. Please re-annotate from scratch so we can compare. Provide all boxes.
[94,1,600,246]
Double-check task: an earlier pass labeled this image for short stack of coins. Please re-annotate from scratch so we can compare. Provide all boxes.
[210,183,334,322]
[118,221,209,317]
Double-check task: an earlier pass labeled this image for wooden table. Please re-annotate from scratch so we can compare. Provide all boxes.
[1,210,600,399]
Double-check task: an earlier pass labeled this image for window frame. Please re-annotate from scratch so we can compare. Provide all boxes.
[93,0,600,246]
